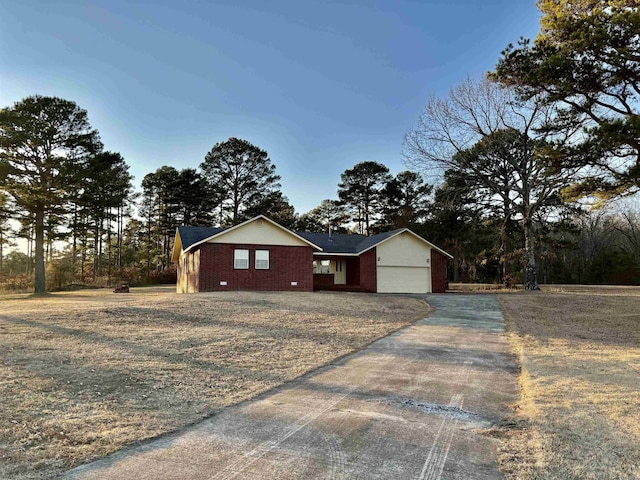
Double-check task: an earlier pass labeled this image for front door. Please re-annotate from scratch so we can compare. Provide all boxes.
[334,259,346,284]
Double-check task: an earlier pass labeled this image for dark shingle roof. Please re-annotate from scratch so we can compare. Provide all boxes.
[178,225,411,255]
[296,229,404,254]
[177,226,225,251]
[295,232,365,253]
[354,229,404,253]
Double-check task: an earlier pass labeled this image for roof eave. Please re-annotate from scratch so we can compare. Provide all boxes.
[358,228,454,259]
[184,215,323,253]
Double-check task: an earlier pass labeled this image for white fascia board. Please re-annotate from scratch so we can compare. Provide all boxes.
[184,215,323,253]
[359,228,454,259]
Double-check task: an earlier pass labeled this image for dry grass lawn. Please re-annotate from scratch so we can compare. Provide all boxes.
[497,286,640,480]
[0,287,428,480]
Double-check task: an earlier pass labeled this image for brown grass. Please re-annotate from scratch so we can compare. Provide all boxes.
[0,287,428,480]
[497,286,640,480]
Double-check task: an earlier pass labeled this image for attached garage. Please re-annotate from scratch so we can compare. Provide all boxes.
[373,230,439,294]
[377,266,431,294]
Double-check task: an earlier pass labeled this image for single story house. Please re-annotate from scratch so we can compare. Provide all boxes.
[172,215,452,294]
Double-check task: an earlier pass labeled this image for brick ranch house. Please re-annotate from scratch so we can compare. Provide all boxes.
[171,215,452,294]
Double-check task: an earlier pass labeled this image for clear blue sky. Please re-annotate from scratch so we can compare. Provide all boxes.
[0,0,540,214]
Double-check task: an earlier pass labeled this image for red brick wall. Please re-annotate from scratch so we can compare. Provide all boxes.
[198,243,314,292]
[359,248,377,292]
[313,273,335,289]
[431,249,448,293]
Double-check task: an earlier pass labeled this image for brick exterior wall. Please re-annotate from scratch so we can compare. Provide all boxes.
[431,249,448,293]
[313,273,335,289]
[198,243,314,292]
[359,248,377,292]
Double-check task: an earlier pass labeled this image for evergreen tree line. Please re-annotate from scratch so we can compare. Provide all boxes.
[1,93,640,292]
[1,1,638,293]
[0,99,437,292]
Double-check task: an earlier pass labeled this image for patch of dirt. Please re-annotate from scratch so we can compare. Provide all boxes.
[0,287,428,479]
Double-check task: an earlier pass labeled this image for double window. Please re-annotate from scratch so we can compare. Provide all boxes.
[234,249,269,270]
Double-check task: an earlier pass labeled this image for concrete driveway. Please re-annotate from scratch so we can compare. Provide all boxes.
[62,294,518,480]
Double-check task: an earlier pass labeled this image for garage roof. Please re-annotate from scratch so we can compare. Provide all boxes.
[296,230,402,254]
[298,229,453,259]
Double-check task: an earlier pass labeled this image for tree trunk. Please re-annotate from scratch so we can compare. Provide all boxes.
[233,191,239,225]
[117,206,122,269]
[364,200,370,236]
[500,215,511,286]
[523,219,539,290]
[81,232,86,283]
[34,208,46,295]
[107,208,112,284]
[98,217,103,277]
[72,206,77,280]
[146,211,152,279]
[93,227,98,282]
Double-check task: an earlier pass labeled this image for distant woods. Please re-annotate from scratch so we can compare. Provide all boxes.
[0,102,437,294]
[404,1,640,290]
[1,1,639,293]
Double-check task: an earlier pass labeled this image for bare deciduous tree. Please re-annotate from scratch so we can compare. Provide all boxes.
[404,77,582,289]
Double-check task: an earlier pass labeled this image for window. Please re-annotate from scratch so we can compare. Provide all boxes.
[183,256,189,274]
[320,259,330,274]
[234,249,249,269]
[255,250,269,269]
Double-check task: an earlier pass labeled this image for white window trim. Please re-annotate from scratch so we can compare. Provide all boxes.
[255,249,269,270]
[234,249,249,269]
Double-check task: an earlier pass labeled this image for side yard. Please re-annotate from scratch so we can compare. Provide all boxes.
[498,287,640,480]
[0,288,429,480]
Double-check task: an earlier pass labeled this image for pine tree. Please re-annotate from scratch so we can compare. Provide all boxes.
[0,95,101,294]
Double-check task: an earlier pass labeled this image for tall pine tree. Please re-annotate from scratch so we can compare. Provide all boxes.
[200,138,281,225]
[0,96,101,294]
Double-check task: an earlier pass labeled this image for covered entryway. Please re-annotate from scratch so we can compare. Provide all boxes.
[313,256,369,292]
[377,266,431,294]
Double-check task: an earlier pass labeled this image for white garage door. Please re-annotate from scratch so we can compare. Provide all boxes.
[377,266,431,294]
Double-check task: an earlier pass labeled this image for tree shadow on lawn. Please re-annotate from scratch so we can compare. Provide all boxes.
[88,304,388,346]
[1,314,285,384]
[498,292,640,349]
